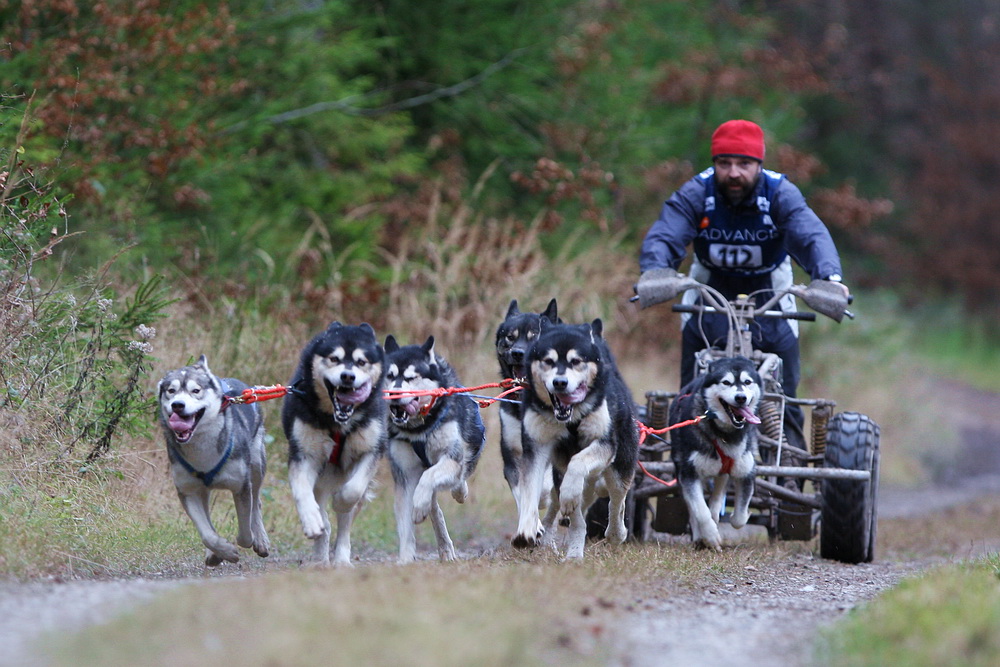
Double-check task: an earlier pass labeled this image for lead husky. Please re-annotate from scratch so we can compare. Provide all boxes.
[282,322,387,567]
[494,298,559,527]
[512,319,639,559]
[669,356,763,551]
[158,355,270,566]
[384,335,486,564]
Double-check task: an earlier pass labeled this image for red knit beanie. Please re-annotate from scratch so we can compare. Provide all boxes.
[711,120,765,162]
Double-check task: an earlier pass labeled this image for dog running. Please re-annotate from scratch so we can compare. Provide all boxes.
[494,298,560,531]
[512,319,639,559]
[282,322,387,566]
[157,355,270,566]
[669,355,763,551]
[384,335,486,564]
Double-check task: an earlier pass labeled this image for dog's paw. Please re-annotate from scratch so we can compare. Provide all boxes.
[451,481,468,504]
[253,534,271,558]
[694,536,723,552]
[605,520,628,545]
[412,503,430,525]
[412,487,433,524]
[511,533,534,549]
[207,540,240,564]
[299,509,327,540]
[511,528,544,549]
[558,500,580,526]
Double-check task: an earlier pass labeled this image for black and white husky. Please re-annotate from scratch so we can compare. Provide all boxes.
[282,322,387,567]
[494,298,560,528]
[158,355,270,566]
[669,356,763,551]
[384,335,486,564]
[512,319,639,559]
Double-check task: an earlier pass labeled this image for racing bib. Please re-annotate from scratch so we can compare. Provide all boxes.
[707,243,763,270]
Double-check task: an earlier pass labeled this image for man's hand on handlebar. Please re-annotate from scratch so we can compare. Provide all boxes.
[798,279,854,322]
[633,267,699,309]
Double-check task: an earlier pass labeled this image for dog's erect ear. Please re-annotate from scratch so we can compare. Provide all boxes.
[359,322,375,339]
[421,335,436,362]
[384,335,399,354]
[590,318,604,341]
[542,298,559,324]
[195,354,211,373]
[325,321,343,332]
[539,316,555,333]
[506,299,520,319]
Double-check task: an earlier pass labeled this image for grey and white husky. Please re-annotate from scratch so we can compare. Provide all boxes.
[158,355,270,566]
[494,298,560,528]
[384,335,486,564]
[669,355,762,551]
[512,319,639,560]
[282,322,387,567]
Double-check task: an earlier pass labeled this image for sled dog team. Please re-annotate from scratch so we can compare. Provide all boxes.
[158,299,763,566]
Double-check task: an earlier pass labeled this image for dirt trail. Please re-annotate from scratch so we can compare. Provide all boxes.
[612,377,1000,666]
[3,379,1000,667]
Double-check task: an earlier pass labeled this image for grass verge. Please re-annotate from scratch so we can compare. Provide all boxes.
[817,556,1000,667]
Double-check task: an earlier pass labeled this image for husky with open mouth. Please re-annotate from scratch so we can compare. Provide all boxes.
[494,298,560,532]
[282,322,387,566]
[512,319,639,560]
[384,335,486,564]
[158,355,270,566]
[669,355,763,551]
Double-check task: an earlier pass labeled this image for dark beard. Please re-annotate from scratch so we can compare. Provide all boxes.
[718,176,758,205]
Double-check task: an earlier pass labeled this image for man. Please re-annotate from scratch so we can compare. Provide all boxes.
[635,119,849,430]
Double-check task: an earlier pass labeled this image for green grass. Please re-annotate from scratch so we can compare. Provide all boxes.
[913,310,1000,392]
[817,558,1000,667]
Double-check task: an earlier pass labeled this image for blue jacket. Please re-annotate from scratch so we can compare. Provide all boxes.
[639,167,842,282]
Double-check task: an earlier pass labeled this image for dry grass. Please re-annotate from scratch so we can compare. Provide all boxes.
[0,176,956,580]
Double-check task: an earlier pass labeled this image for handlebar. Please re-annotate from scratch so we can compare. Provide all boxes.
[671,303,817,321]
[632,279,854,322]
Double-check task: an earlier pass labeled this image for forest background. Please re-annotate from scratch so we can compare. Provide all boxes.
[1,0,999,576]
[7,0,996,313]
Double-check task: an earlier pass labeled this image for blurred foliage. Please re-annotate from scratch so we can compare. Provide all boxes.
[1,0,997,323]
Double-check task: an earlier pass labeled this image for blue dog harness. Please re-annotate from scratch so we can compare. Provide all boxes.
[406,397,486,469]
[168,379,252,486]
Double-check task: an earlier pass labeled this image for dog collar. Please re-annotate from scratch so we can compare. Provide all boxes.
[713,438,735,475]
[328,429,345,467]
[169,432,235,486]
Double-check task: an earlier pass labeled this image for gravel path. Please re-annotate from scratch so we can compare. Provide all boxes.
[3,379,999,667]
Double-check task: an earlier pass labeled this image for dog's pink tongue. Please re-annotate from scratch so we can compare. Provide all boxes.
[737,407,761,424]
[338,381,372,405]
[403,399,421,416]
[168,412,195,431]
[557,384,588,406]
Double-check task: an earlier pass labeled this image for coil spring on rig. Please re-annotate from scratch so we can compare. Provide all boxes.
[645,391,672,430]
[810,404,831,457]
[758,399,785,447]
